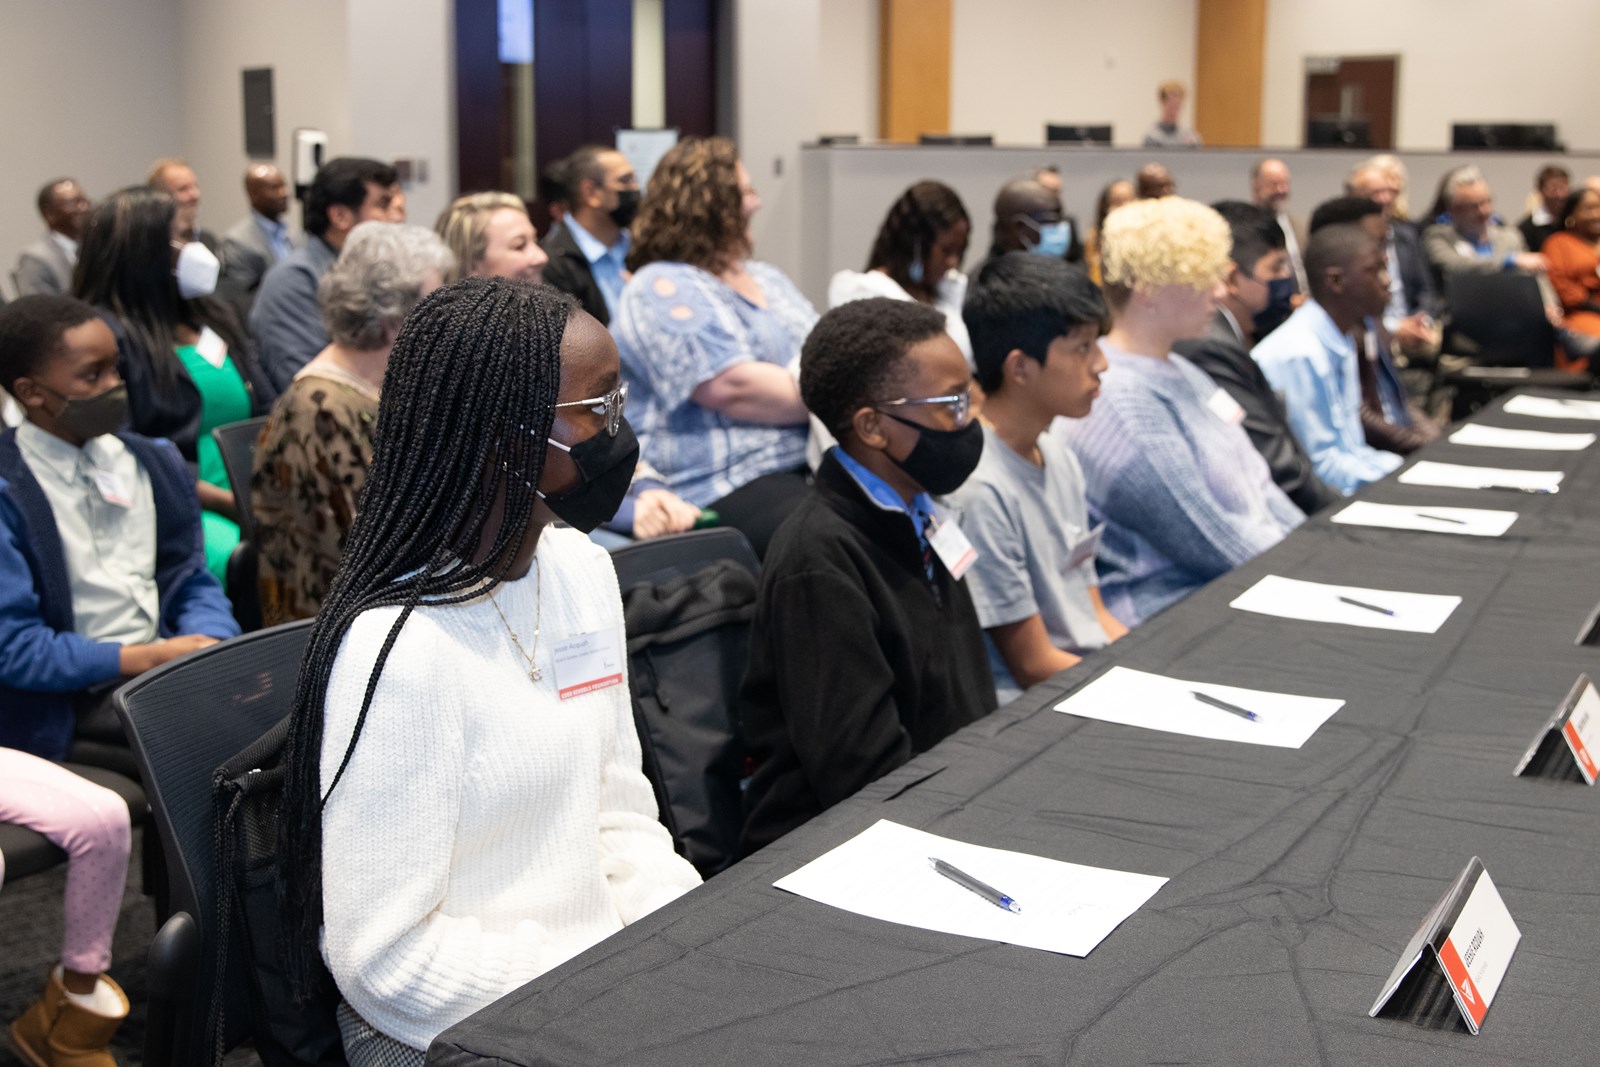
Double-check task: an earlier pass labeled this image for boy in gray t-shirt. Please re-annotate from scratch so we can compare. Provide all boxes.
[946,254,1129,700]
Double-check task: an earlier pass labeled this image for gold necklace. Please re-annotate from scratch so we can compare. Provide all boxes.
[486,558,543,682]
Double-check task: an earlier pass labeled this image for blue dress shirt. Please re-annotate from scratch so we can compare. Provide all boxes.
[1252,299,1402,495]
[563,216,631,321]
[253,210,293,263]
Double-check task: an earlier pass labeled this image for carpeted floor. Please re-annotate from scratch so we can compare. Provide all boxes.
[0,827,262,1067]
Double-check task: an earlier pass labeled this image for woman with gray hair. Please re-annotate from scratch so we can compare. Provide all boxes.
[251,222,455,623]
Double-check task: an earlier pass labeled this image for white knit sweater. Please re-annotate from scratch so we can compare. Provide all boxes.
[318,526,701,1050]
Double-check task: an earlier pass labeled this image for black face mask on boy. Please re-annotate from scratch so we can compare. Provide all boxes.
[878,412,985,496]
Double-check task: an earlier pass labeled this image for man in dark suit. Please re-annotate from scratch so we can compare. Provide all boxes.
[1517,164,1569,254]
[148,159,221,250]
[220,164,296,314]
[1174,201,1339,516]
[1347,159,1440,352]
[12,178,89,297]
[539,145,640,326]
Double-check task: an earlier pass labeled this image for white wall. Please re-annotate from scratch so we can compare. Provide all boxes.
[1262,0,1600,152]
[814,0,1199,149]
[178,0,352,241]
[344,0,457,227]
[816,0,878,139]
[951,0,1197,148]
[735,0,822,283]
[1,0,182,291]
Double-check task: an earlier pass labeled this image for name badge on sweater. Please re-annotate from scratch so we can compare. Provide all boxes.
[195,326,229,370]
[1064,523,1105,572]
[1206,388,1246,427]
[90,469,132,508]
[552,627,624,700]
[928,516,978,580]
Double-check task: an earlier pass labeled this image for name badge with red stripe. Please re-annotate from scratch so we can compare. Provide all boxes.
[1369,857,1522,1036]
[1514,673,1600,784]
[928,515,978,581]
[551,628,624,701]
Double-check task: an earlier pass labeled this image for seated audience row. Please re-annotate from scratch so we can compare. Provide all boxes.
[8,138,1600,1067]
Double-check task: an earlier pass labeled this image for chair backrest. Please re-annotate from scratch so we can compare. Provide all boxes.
[113,620,313,1063]
[614,529,761,877]
[610,527,760,591]
[1444,272,1558,367]
[211,416,268,542]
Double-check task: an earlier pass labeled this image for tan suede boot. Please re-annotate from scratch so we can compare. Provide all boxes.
[7,969,128,1067]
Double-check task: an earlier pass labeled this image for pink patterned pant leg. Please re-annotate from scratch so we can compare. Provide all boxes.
[0,748,132,973]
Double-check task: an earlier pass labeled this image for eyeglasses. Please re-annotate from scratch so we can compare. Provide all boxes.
[554,381,628,437]
[877,387,972,428]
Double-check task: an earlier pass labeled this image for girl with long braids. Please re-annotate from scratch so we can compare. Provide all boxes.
[276,278,700,1064]
[828,180,974,365]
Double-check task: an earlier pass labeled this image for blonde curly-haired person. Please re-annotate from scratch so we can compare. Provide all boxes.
[1053,197,1302,624]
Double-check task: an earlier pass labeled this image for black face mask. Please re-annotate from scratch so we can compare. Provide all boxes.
[1252,276,1298,339]
[539,417,640,532]
[609,189,641,229]
[880,413,984,496]
[41,383,129,441]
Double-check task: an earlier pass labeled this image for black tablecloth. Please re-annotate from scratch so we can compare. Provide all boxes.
[431,392,1600,1066]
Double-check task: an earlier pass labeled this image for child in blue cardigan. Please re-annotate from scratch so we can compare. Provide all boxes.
[0,294,238,760]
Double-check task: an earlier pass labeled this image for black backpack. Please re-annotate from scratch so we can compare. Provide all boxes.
[211,715,347,1066]
[621,558,759,878]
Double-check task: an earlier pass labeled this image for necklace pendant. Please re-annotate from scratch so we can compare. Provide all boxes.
[529,666,543,683]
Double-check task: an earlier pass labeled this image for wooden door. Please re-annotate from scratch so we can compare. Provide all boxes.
[1304,55,1397,150]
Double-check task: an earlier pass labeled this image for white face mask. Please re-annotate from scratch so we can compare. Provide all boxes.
[174,241,220,299]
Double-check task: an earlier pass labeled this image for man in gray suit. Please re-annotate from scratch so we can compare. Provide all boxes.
[1422,166,1549,286]
[12,179,89,296]
[220,164,295,312]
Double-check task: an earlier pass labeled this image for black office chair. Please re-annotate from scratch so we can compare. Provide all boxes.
[611,527,760,591]
[212,416,269,632]
[613,529,761,877]
[113,620,313,1067]
[211,417,268,544]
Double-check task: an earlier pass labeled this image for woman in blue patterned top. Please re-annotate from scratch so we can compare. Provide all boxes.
[614,136,817,557]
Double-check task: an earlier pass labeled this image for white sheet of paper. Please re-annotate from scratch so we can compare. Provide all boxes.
[773,820,1167,957]
[1502,394,1600,421]
[1230,575,1461,634]
[1449,423,1595,451]
[1330,501,1518,538]
[1397,461,1563,493]
[1053,665,1344,749]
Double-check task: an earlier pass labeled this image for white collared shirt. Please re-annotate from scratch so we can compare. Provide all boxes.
[49,230,78,265]
[16,422,159,645]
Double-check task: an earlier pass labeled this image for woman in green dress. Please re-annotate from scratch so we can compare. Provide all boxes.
[74,186,268,587]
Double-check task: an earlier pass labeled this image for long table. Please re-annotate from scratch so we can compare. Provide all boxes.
[431,393,1600,1066]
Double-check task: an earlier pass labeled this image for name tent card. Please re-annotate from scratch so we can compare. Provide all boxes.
[1369,857,1522,1035]
[1514,673,1600,783]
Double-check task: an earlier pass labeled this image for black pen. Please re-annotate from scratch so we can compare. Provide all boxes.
[1416,512,1468,525]
[1338,595,1396,616]
[1190,690,1259,722]
[928,857,1022,913]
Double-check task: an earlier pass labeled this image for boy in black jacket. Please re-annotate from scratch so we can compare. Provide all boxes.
[739,298,997,855]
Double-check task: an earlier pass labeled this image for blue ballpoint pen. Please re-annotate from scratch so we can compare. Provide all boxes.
[929,857,1022,913]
